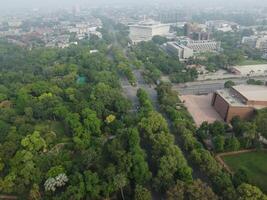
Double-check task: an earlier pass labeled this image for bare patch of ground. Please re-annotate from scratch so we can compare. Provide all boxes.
[180,94,222,126]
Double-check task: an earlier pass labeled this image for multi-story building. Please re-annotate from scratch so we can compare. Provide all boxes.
[186,40,221,52]
[177,37,221,52]
[184,22,211,41]
[206,20,239,32]
[166,42,193,61]
[129,20,170,44]
[212,85,267,122]
[242,35,267,51]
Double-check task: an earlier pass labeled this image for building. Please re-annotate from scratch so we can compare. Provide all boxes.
[230,64,267,76]
[242,36,258,48]
[129,20,170,44]
[212,85,267,122]
[184,22,211,41]
[206,20,239,32]
[242,35,267,51]
[186,40,221,52]
[166,42,193,61]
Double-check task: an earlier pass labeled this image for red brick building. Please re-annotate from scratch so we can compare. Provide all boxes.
[212,85,267,122]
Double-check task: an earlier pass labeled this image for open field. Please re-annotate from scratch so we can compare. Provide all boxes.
[180,94,222,126]
[222,151,267,192]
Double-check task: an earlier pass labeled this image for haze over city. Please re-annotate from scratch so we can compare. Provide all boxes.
[0,0,267,199]
[1,0,267,11]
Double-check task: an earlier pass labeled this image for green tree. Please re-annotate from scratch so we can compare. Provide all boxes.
[224,80,236,88]
[84,170,101,199]
[225,137,240,151]
[114,173,128,200]
[134,185,152,200]
[233,168,249,187]
[213,135,225,152]
[21,131,46,152]
[237,183,267,200]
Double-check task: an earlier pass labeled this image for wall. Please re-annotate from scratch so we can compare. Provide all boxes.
[226,106,255,123]
[212,93,229,121]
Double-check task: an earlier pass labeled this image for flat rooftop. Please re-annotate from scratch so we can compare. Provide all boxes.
[233,85,267,102]
[232,64,267,76]
[216,88,245,106]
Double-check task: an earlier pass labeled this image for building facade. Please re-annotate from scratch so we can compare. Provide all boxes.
[129,21,170,44]
[212,85,267,122]
[166,42,194,61]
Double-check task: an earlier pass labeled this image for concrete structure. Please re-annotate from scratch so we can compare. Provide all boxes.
[176,37,221,52]
[184,22,211,41]
[212,85,267,122]
[242,35,267,51]
[206,20,239,32]
[129,21,170,44]
[230,64,267,76]
[166,42,193,61]
[186,40,221,52]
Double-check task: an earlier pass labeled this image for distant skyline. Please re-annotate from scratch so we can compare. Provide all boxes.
[1,0,267,11]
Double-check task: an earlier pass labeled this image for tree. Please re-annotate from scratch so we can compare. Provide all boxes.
[152,36,168,45]
[224,80,236,88]
[225,137,240,151]
[46,165,65,178]
[166,180,185,200]
[186,179,218,200]
[29,183,41,200]
[84,170,101,199]
[139,111,169,138]
[128,128,151,185]
[82,108,101,136]
[237,183,267,200]
[209,121,226,136]
[44,173,68,192]
[233,168,249,187]
[134,185,152,200]
[21,131,46,152]
[166,180,218,200]
[114,173,128,200]
[213,135,225,152]
[255,109,267,138]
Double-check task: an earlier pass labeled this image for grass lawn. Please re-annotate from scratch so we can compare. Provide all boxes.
[222,151,267,192]
[238,59,267,66]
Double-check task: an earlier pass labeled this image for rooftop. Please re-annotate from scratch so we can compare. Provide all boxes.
[233,85,267,102]
[217,88,245,106]
[232,64,267,76]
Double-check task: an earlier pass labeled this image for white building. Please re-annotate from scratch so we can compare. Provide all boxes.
[166,42,193,61]
[176,37,221,52]
[206,20,239,32]
[129,20,170,44]
[186,40,221,52]
[242,35,267,51]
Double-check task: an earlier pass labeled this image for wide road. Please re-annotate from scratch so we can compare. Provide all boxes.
[173,76,267,95]
[121,69,159,110]
[121,69,212,184]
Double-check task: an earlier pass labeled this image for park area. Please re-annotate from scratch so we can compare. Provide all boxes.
[222,151,267,192]
[180,94,222,126]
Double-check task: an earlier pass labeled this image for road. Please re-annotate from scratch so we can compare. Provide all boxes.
[120,69,212,185]
[173,76,267,95]
[121,69,159,110]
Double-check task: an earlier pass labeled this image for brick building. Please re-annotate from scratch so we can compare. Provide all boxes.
[212,85,267,122]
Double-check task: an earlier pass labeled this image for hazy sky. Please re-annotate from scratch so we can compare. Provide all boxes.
[1,0,267,11]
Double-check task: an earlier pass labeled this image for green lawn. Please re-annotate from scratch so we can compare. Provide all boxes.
[222,151,267,192]
[238,59,267,66]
